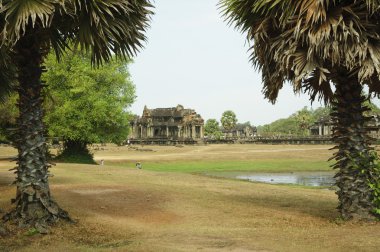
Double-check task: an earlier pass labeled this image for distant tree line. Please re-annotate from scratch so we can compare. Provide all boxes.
[256,107,331,137]
[257,102,380,137]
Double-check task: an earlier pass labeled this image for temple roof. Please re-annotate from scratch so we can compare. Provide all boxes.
[148,108,194,118]
[143,105,197,118]
[134,104,204,125]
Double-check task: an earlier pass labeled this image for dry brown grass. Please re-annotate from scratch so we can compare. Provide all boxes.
[0,144,379,251]
[93,144,334,163]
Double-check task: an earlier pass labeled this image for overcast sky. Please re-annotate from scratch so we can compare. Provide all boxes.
[129,0,324,126]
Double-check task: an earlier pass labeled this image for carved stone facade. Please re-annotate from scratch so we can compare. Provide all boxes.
[130,105,204,140]
[222,124,257,139]
[309,117,333,136]
[310,115,380,138]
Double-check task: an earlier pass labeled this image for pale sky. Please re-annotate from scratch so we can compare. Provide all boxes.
[129,0,323,126]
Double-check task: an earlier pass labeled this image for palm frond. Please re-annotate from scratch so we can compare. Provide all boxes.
[365,0,380,13]
[220,0,380,103]
[302,68,334,104]
[52,0,154,65]
[1,0,153,65]
[1,0,57,43]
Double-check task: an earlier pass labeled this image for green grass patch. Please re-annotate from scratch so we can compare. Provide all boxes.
[113,159,332,173]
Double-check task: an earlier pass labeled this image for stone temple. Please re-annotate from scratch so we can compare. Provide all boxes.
[129,105,205,143]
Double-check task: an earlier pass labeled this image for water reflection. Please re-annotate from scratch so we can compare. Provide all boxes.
[207,171,335,187]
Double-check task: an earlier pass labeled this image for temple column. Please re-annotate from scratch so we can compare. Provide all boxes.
[133,125,137,138]
[166,126,169,137]
[178,126,182,138]
[324,125,330,135]
[319,125,323,136]
[130,124,135,138]
[200,125,204,139]
[192,125,196,139]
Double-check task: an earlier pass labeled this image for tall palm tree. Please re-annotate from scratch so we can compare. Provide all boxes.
[0,0,153,230]
[220,0,380,220]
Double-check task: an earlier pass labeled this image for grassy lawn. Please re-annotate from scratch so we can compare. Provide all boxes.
[0,144,379,251]
[95,144,335,173]
[114,159,331,173]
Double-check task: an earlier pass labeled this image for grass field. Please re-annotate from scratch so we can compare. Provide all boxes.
[95,144,334,173]
[0,144,380,251]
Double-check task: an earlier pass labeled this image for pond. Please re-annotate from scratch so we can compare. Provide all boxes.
[206,171,335,187]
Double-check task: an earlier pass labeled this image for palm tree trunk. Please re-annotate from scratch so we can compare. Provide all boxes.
[3,33,70,229]
[332,74,378,220]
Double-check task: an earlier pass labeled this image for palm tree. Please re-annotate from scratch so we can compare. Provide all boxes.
[221,110,238,133]
[220,0,380,220]
[0,0,153,230]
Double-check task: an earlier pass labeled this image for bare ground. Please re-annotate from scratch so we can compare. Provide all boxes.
[0,144,379,251]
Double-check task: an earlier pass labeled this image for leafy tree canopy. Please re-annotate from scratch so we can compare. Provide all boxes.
[257,104,380,137]
[221,110,238,131]
[365,100,380,116]
[205,119,223,139]
[257,106,331,136]
[43,51,136,146]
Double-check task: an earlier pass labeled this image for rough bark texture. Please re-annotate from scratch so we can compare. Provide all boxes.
[3,32,70,231]
[331,74,379,221]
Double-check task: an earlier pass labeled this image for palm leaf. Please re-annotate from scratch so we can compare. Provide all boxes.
[51,0,154,65]
[1,0,153,64]
[1,0,56,43]
[220,0,380,103]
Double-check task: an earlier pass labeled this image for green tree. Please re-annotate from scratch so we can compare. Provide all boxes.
[260,117,298,136]
[364,101,380,116]
[204,119,223,139]
[0,94,18,143]
[311,107,332,122]
[0,1,153,230]
[43,51,136,163]
[221,110,237,132]
[295,107,312,136]
[221,0,380,220]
